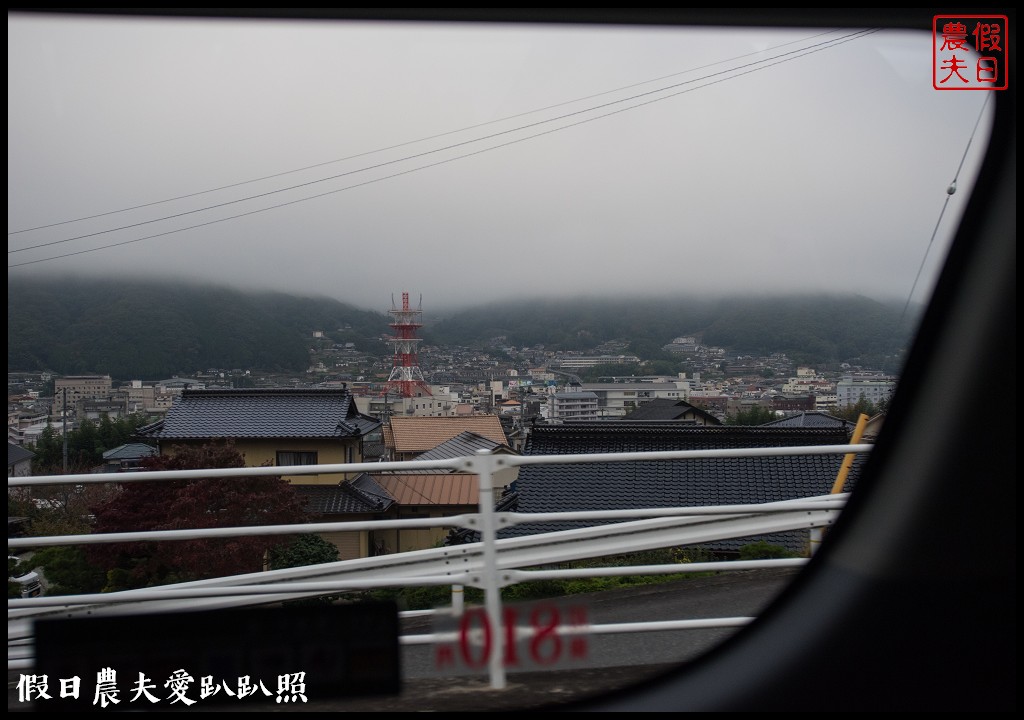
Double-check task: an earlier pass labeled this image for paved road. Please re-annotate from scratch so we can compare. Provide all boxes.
[400,566,800,677]
[9,567,800,712]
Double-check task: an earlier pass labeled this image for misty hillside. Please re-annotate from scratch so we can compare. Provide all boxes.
[427,294,915,366]
[8,278,917,380]
[7,277,392,380]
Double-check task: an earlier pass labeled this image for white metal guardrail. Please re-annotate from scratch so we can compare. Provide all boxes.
[8,444,869,688]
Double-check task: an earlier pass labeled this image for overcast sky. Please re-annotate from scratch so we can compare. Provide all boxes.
[8,12,993,314]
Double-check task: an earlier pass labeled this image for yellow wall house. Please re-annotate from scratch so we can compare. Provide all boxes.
[366,429,521,553]
[137,387,383,558]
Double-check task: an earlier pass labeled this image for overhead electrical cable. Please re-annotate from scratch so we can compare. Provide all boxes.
[9,29,878,268]
[7,28,842,236]
[9,28,873,257]
[899,91,992,328]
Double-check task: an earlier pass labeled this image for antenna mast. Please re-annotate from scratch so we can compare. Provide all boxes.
[384,291,433,398]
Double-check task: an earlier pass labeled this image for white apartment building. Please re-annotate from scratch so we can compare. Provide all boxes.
[355,386,458,419]
[548,391,600,421]
[54,375,113,407]
[550,355,641,369]
[814,394,839,412]
[836,375,896,408]
[528,368,556,383]
[579,382,690,418]
[782,377,834,395]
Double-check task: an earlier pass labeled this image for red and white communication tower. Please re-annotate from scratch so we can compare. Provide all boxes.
[384,292,433,398]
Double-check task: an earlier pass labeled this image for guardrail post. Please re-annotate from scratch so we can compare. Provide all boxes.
[451,584,464,616]
[473,450,506,690]
[809,527,824,556]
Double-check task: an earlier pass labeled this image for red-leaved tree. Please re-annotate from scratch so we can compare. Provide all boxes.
[89,441,308,590]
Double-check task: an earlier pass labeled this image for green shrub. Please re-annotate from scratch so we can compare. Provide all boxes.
[671,546,716,564]
[27,546,105,596]
[370,545,748,608]
[502,578,569,602]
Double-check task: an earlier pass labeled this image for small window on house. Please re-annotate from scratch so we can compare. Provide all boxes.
[276,451,318,466]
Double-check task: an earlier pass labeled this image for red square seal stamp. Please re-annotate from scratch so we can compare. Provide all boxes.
[933,15,1009,90]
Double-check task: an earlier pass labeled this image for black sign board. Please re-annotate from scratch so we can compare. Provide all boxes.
[26,602,401,710]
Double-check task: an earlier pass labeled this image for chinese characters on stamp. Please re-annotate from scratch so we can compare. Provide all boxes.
[934,15,1009,90]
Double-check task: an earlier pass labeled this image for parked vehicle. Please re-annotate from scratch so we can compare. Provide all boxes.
[7,557,42,599]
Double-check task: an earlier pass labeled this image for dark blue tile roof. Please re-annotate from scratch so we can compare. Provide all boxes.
[411,431,507,472]
[622,399,720,424]
[362,440,387,460]
[350,473,397,509]
[142,388,380,440]
[502,423,863,553]
[8,442,35,467]
[102,443,158,461]
[762,412,855,430]
[295,474,395,515]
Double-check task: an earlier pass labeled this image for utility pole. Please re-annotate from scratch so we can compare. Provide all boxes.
[62,387,68,472]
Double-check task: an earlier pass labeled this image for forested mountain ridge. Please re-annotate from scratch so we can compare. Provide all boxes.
[8,277,916,379]
[7,277,392,380]
[427,294,914,368]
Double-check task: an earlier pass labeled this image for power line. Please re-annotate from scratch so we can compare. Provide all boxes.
[7,28,843,236]
[10,29,871,257]
[9,29,878,268]
[899,91,992,328]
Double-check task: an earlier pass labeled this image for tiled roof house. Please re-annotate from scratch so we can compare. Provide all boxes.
[762,411,855,430]
[383,415,508,461]
[8,442,35,477]
[406,430,515,473]
[367,429,519,553]
[621,398,722,425]
[137,388,380,484]
[293,474,397,559]
[369,472,479,554]
[137,388,384,560]
[499,422,863,554]
[101,443,158,472]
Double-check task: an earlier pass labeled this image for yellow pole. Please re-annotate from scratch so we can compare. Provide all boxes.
[831,413,869,494]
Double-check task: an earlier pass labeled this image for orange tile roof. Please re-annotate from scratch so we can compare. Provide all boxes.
[387,416,508,453]
[372,473,479,506]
